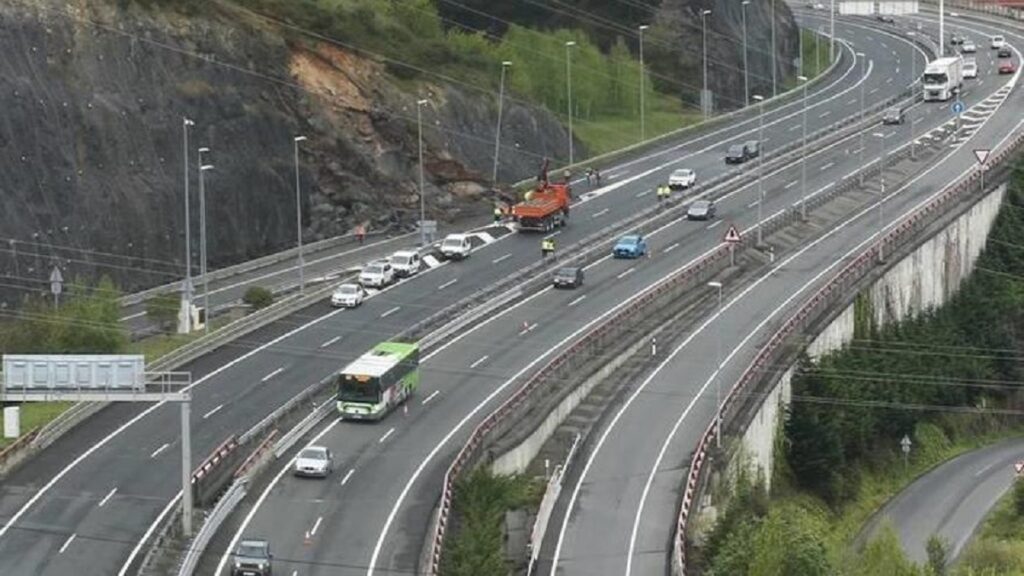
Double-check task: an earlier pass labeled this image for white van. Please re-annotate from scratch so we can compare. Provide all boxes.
[440,234,472,260]
[390,250,421,277]
[991,35,1006,49]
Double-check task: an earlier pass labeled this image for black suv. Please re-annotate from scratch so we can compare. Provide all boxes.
[232,539,273,576]
[998,46,1012,58]
[553,266,584,289]
[725,144,748,164]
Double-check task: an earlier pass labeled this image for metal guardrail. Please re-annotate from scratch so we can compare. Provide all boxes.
[670,106,1024,576]
[176,479,247,576]
[526,433,581,576]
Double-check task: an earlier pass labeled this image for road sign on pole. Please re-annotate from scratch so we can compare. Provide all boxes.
[952,100,965,115]
[1015,460,1024,475]
[49,266,64,309]
[900,434,912,471]
[723,224,742,244]
[974,149,991,165]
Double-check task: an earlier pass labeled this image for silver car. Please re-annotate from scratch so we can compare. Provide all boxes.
[293,446,333,478]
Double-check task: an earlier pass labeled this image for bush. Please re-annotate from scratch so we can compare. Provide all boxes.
[243,287,274,310]
[926,534,949,575]
[146,293,180,332]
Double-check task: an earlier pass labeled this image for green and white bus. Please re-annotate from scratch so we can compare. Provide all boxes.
[337,341,419,420]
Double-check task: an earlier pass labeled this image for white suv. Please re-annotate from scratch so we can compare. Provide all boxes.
[440,234,472,260]
[668,168,697,190]
[330,283,366,308]
[992,35,1006,49]
[390,250,421,277]
[359,261,395,288]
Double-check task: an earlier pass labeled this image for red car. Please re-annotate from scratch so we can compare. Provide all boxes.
[999,61,1017,74]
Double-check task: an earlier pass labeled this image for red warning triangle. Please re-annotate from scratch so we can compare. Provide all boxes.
[723,224,742,243]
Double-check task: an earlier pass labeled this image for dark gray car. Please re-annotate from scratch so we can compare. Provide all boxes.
[553,267,584,288]
[882,107,905,125]
[686,199,716,221]
[743,140,760,159]
[232,539,273,576]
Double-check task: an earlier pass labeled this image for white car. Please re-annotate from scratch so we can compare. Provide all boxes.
[963,60,978,79]
[440,233,472,260]
[359,261,395,288]
[330,283,366,308]
[390,250,421,277]
[293,446,333,478]
[668,168,697,190]
[962,40,977,53]
[992,35,1006,49]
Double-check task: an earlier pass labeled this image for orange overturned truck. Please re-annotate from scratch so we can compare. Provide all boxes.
[509,158,572,232]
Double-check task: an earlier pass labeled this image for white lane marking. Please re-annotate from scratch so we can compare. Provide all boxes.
[492,253,512,264]
[847,98,858,105]
[784,179,799,189]
[820,161,835,171]
[98,487,117,508]
[216,419,341,575]
[261,367,285,382]
[707,220,723,230]
[616,267,635,279]
[975,461,996,477]
[789,125,801,132]
[310,516,323,537]
[202,404,223,420]
[421,390,440,405]
[438,278,458,290]
[379,428,395,443]
[819,110,832,118]
[320,336,341,348]
[843,169,860,180]
[664,242,680,252]
[544,231,562,239]
[341,469,355,486]
[568,295,587,307]
[58,533,76,554]
[636,190,651,198]
[469,355,489,369]
[592,208,610,218]
[747,200,760,208]
[870,87,880,94]
[150,443,169,459]
[519,322,538,334]
[895,66,900,74]
[292,571,298,576]
[380,306,401,318]
[851,147,864,154]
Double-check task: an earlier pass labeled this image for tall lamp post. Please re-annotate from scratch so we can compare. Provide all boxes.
[771,0,777,97]
[639,24,649,141]
[417,99,429,246]
[857,52,866,185]
[197,148,213,334]
[753,94,765,245]
[874,132,888,262]
[492,61,512,185]
[701,10,712,117]
[708,281,724,448]
[830,0,836,61]
[565,40,577,165]
[293,135,307,294]
[798,76,809,220]
[910,28,919,160]
[742,1,751,106]
[181,117,194,333]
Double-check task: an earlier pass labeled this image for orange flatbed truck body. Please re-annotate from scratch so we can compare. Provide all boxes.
[511,159,572,232]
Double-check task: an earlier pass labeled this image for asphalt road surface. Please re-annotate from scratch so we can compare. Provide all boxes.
[0,10,1000,576]
[864,437,1024,564]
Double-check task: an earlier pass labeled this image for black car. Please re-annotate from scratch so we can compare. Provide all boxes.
[725,144,748,164]
[998,46,1012,58]
[743,140,760,159]
[553,266,584,289]
[232,539,273,576]
[950,34,964,45]
[876,14,895,23]
[686,199,716,221]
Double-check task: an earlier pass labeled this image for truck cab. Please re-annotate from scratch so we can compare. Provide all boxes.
[922,57,963,102]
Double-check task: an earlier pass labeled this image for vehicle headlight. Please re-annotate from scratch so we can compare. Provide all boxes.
[234,559,242,568]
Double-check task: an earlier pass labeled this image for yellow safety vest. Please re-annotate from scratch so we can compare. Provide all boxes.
[542,240,554,251]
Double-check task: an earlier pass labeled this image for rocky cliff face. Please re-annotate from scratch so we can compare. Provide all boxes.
[0,0,573,297]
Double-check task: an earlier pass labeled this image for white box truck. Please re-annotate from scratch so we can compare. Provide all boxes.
[922,57,963,102]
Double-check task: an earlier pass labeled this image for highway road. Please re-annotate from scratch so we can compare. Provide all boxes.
[540,12,1024,576]
[0,11,947,576]
[862,437,1024,564]
[201,16,954,576]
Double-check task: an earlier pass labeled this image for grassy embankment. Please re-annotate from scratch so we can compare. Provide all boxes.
[698,162,1024,576]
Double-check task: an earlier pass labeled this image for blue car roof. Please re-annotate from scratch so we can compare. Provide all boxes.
[619,235,640,242]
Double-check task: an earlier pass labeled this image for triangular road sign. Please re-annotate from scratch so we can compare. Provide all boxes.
[723,224,742,243]
[974,149,991,165]
[1015,460,1024,475]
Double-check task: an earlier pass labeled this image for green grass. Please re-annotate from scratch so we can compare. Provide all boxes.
[573,97,702,157]
[954,477,1024,575]
[126,316,232,363]
[0,402,73,449]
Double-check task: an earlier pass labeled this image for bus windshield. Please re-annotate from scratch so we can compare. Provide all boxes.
[338,374,381,403]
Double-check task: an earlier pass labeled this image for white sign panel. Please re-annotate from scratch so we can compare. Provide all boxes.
[839,1,874,15]
[878,1,919,15]
[2,355,146,391]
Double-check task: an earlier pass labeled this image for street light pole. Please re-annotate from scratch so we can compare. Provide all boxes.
[874,132,888,262]
[708,281,724,448]
[566,40,577,165]
[753,94,765,245]
[742,2,751,106]
[939,0,945,57]
[858,52,866,185]
[417,99,429,246]
[799,76,809,220]
[639,25,649,141]
[910,27,919,160]
[701,10,712,117]
[293,135,307,295]
[197,148,213,334]
[181,117,194,333]
[830,0,836,62]
[771,0,777,97]
[492,61,512,185]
